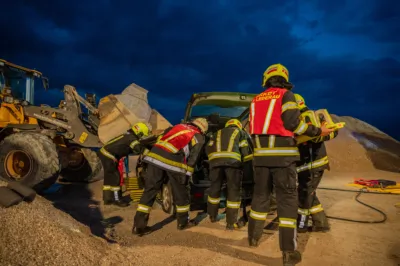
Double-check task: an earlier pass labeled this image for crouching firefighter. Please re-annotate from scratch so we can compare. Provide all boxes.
[247,63,334,266]
[132,118,208,236]
[294,94,338,233]
[205,119,253,230]
[98,122,151,207]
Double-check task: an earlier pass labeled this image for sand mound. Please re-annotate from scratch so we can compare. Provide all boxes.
[327,115,400,173]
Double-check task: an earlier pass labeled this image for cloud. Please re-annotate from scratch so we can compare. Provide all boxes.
[1,0,400,139]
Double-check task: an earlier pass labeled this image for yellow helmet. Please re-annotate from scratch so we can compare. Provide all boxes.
[294,94,307,110]
[132,122,151,138]
[225,119,243,129]
[262,63,289,87]
[191,117,208,133]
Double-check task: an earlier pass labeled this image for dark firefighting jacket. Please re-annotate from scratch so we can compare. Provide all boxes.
[100,129,142,162]
[249,87,322,167]
[143,123,205,175]
[296,108,339,173]
[205,125,253,168]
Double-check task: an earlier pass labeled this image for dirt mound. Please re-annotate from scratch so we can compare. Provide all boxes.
[244,114,400,173]
[0,182,144,266]
[327,115,400,173]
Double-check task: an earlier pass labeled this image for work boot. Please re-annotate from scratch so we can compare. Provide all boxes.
[248,237,260,247]
[104,189,130,207]
[282,250,302,266]
[102,190,114,204]
[312,211,330,232]
[209,216,218,223]
[132,226,152,236]
[226,219,246,231]
[177,220,198,230]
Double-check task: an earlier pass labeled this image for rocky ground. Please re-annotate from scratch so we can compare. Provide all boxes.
[1,170,400,266]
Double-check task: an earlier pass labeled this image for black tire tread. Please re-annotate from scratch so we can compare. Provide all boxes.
[59,147,103,183]
[0,133,60,191]
[81,148,103,183]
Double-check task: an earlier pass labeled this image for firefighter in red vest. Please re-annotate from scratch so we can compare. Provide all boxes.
[294,93,338,233]
[205,119,253,230]
[98,122,151,207]
[132,118,208,236]
[247,63,334,266]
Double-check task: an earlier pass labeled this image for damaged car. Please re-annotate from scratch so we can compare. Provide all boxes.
[152,92,257,214]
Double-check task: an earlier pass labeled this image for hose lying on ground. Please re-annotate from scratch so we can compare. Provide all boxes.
[317,187,398,224]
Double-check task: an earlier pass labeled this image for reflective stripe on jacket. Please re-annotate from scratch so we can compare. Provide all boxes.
[249,89,322,167]
[99,130,142,162]
[250,88,298,136]
[206,126,252,168]
[296,107,338,173]
[154,124,200,154]
[143,124,205,175]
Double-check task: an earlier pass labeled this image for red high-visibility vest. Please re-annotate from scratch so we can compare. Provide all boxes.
[155,124,200,153]
[249,88,294,137]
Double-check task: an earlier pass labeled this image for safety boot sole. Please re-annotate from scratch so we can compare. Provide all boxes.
[248,238,260,247]
[177,220,198,231]
[283,250,302,266]
[132,226,152,237]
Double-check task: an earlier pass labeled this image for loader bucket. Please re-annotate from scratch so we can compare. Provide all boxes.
[97,83,153,144]
[149,109,172,135]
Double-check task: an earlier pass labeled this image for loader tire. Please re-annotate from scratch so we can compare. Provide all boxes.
[0,133,60,192]
[60,147,103,183]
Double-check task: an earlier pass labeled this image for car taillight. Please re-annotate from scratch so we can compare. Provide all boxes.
[194,192,203,198]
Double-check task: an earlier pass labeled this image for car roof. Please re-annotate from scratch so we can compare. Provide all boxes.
[184,91,257,121]
[188,91,257,107]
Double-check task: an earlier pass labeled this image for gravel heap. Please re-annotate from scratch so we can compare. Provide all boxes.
[0,185,143,266]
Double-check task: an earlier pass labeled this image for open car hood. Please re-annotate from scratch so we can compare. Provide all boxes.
[183,92,257,121]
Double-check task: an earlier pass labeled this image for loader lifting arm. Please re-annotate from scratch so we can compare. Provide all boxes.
[22,85,103,148]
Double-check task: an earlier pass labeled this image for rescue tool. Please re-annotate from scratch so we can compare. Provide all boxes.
[295,109,345,144]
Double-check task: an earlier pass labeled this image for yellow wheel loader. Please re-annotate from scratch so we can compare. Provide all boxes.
[0,59,103,192]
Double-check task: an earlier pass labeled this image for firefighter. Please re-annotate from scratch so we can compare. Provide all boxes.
[294,93,338,233]
[98,122,151,207]
[247,63,334,266]
[205,119,253,230]
[132,118,208,236]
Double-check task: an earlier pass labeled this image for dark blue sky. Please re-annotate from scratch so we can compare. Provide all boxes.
[2,1,400,140]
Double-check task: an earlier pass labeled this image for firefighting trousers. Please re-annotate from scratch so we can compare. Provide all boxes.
[297,170,326,229]
[98,134,138,191]
[134,163,191,229]
[248,164,298,252]
[98,152,121,188]
[207,166,243,225]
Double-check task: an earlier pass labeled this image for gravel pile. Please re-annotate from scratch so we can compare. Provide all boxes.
[0,188,143,266]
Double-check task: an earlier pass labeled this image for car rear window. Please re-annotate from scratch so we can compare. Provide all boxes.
[191,105,247,118]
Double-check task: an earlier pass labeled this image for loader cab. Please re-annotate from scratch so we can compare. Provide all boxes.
[0,59,49,105]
